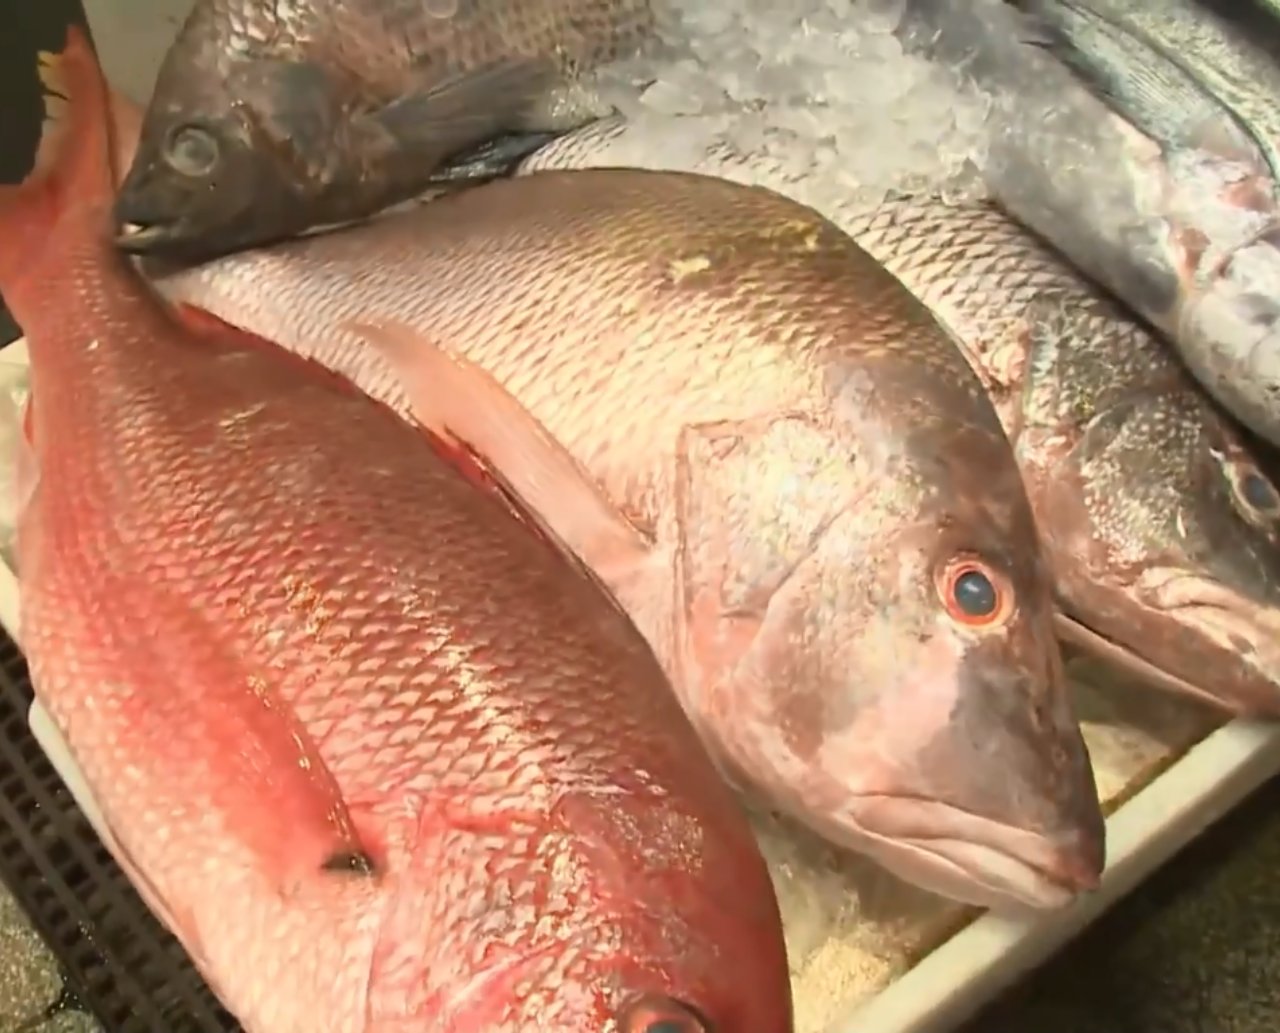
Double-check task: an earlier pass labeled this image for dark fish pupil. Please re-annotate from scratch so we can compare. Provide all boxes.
[1242,471,1277,511]
[954,570,997,616]
[644,1024,689,1033]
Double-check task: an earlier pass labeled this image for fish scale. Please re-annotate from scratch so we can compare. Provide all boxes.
[0,31,792,1033]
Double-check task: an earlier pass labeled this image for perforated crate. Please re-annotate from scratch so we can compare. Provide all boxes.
[0,634,238,1033]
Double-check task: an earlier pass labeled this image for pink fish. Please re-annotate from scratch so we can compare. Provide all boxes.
[0,29,792,1033]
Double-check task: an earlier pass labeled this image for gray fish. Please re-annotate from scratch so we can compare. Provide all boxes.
[513,113,1280,716]
[112,0,652,261]
[897,0,1280,451]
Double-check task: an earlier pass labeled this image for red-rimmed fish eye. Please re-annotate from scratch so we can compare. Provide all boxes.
[936,555,1013,628]
[616,993,712,1033]
[1228,460,1280,520]
[164,123,221,178]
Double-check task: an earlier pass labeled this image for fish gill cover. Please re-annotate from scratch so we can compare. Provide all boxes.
[0,632,239,1033]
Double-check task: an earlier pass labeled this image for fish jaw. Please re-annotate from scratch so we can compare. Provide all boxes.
[1058,566,1280,717]
[823,798,1099,911]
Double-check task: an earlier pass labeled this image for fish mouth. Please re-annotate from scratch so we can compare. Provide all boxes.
[840,795,1102,911]
[1136,569,1280,714]
[115,219,183,252]
[1059,567,1280,715]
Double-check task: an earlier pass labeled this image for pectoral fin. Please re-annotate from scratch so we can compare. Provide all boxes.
[343,320,651,590]
[94,571,376,890]
[362,58,560,163]
[425,130,565,185]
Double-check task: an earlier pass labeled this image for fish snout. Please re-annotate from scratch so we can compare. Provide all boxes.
[1038,825,1105,895]
[113,167,203,254]
[809,637,1106,910]
[905,641,1106,908]
[1138,569,1280,714]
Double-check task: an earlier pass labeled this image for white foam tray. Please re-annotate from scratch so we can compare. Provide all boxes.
[3,333,1280,1031]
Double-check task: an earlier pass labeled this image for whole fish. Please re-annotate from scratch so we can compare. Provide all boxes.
[139,155,1107,906]
[895,0,1280,450]
[3,30,792,1033]
[113,0,653,261]
[514,114,1280,715]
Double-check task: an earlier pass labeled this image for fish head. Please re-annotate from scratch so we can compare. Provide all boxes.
[1034,387,1280,715]
[684,357,1103,911]
[113,57,335,260]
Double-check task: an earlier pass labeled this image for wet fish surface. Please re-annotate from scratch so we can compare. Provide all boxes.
[113,0,653,261]
[152,159,1106,911]
[516,111,1280,716]
[898,0,1280,450]
[0,30,793,1033]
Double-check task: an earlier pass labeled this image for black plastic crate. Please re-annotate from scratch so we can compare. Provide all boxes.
[0,633,239,1032]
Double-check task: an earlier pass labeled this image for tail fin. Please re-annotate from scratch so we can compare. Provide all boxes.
[0,27,116,292]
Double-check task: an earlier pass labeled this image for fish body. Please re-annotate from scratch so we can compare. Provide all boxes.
[2,32,792,1033]
[515,112,1280,715]
[113,0,653,260]
[158,165,1105,910]
[896,0,1280,449]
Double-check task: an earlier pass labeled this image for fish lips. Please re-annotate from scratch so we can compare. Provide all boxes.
[1064,569,1280,716]
[771,633,1106,911]
[112,142,290,261]
[840,795,1104,911]
[115,217,189,253]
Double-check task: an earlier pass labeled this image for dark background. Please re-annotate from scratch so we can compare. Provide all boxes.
[3,2,1280,1031]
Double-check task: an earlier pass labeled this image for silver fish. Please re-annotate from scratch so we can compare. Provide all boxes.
[899,0,1280,451]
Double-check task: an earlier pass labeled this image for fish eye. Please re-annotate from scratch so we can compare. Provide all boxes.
[936,555,1012,628]
[616,993,711,1033]
[1232,463,1280,517]
[164,123,221,178]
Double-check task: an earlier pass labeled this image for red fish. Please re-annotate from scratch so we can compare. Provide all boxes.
[0,28,792,1033]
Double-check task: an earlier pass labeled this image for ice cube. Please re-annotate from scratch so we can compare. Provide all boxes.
[856,29,905,63]
[856,0,908,34]
[639,58,729,116]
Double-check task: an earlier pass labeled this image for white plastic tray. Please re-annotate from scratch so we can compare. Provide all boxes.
[3,329,1280,1031]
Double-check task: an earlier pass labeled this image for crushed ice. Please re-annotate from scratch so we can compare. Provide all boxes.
[584,0,994,207]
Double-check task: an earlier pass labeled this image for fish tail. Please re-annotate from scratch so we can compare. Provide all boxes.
[0,27,115,290]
